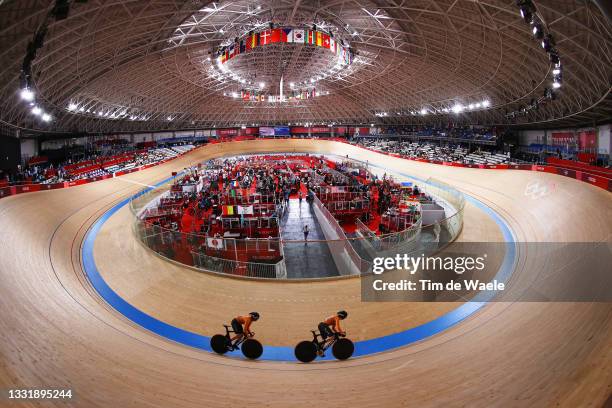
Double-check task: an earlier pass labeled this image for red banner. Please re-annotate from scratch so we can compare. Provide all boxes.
[578,130,597,151]
[551,132,575,145]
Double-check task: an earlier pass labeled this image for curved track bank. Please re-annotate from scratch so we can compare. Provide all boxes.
[0,140,610,407]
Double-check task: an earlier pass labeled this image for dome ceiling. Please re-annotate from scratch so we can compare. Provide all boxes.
[0,0,610,133]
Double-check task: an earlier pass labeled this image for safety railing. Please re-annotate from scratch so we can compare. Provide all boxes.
[191,250,283,279]
[129,174,465,280]
[311,195,372,275]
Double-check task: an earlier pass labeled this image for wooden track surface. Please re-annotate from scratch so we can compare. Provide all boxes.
[0,140,610,407]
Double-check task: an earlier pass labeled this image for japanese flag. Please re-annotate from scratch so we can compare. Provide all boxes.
[207,237,224,249]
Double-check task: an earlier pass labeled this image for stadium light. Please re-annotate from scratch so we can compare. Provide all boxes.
[31,106,42,115]
[42,113,51,122]
[452,104,464,114]
[20,88,35,102]
[67,103,77,111]
[532,21,544,39]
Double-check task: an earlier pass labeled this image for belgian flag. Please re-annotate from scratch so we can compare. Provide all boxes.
[246,32,259,50]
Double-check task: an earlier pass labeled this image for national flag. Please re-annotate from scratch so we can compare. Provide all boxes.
[316,31,323,47]
[270,28,282,43]
[322,33,330,49]
[228,44,235,59]
[237,205,254,215]
[224,48,230,61]
[206,237,224,249]
[246,33,258,50]
[239,40,246,54]
[220,52,227,63]
[282,28,292,42]
[260,29,272,45]
[222,205,235,216]
[293,29,305,43]
[306,30,315,45]
[329,37,336,53]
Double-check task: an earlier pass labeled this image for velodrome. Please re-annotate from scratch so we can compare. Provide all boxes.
[1,1,611,406]
[1,139,610,406]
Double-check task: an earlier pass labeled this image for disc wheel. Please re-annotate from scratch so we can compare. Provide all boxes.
[294,340,318,363]
[332,338,354,360]
[210,334,231,354]
[241,338,264,360]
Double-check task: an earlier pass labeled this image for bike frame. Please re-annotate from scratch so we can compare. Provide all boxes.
[224,324,251,349]
[311,330,340,352]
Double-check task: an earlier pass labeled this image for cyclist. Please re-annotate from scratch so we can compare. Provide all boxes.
[230,312,260,347]
[317,310,348,356]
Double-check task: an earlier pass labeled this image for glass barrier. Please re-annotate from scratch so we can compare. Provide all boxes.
[129,174,465,280]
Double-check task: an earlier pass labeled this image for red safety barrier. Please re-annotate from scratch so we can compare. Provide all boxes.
[2,140,611,201]
[14,184,43,194]
[576,172,610,190]
[547,157,612,178]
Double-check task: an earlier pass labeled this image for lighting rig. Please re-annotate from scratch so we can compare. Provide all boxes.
[18,1,90,124]
[506,0,563,120]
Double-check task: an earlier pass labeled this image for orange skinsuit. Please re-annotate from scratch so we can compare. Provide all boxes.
[323,315,344,334]
[236,315,254,334]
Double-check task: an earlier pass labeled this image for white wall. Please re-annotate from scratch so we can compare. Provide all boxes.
[20,139,38,159]
[598,124,610,155]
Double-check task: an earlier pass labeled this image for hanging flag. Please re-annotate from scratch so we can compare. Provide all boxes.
[270,28,283,43]
[329,37,336,53]
[246,33,259,50]
[222,205,235,216]
[307,30,315,45]
[282,27,292,42]
[237,205,254,215]
[293,29,305,43]
[270,28,282,43]
[206,237,224,249]
[316,31,323,47]
[322,33,330,49]
[260,29,272,45]
[239,40,246,54]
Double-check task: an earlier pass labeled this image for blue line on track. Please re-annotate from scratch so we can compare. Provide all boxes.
[82,166,516,362]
